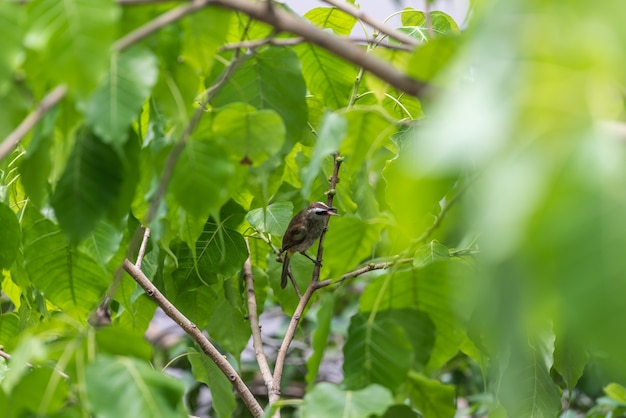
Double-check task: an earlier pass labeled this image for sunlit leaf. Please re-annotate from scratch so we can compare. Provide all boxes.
[304,7,357,36]
[301,383,393,418]
[246,201,293,236]
[85,355,186,418]
[85,47,158,146]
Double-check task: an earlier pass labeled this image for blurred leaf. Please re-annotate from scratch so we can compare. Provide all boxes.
[407,371,456,418]
[11,367,68,415]
[25,0,118,94]
[301,382,393,418]
[246,201,293,236]
[498,334,562,418]
[323,215,384,277]
[401,9,460,40]
[0,3,24,94]
[605,383,626,404]
[301,112,346,196]
[343,312,413,392]
[212,103,285,165]
[188,348,236,418]
[0,203,20,269]
[553,331,589,391]
[212,47,307,142]
[306,293,335,390]
[181,6,231,75]
[85,355,186,418]
[413,240,450,268]
[304,7,357,36]
[79,220,125,269]
[294,43,358,110]
[95,326,152,361]
[206,295,250,356]
[22,208,109,320]
[381,404,420,418]
[408,37,460,83]
[169,140,236,221]
[360,261,473,372]
[378,309,436,371]
[50,129,124,243]
[85,47,158,146]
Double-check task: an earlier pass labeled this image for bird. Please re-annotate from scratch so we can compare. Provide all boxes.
[280,201,338,288]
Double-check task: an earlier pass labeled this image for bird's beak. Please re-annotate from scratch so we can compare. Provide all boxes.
[326,207,339,216]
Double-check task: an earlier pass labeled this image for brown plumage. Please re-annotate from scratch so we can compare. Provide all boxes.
[280,202,338,288]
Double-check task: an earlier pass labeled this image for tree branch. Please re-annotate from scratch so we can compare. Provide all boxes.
[316,258,413,289]
[114,0,209,52]
[320,0,418,46]
[272,153,343,401]
[243,239,276,399]
[135,227,151,268]
[208,0,427,97]
[123,259,264,417]
[0,85,67,161]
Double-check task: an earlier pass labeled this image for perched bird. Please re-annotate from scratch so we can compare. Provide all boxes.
[280,202,338,288]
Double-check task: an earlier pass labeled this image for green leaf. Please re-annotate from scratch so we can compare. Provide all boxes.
[212,47,307,142]
[294,43,358,110]
[22,208,109,320]
[85,47,158,146]
[0,203,20,269]
[11,367,69,415]
[339,107,397,172]
[343,312,413,392]
[401,9,460,40]
[407,371,456,418]
[301,383,393,418]
[0,3,24,95]
[181,6,232,75]
[50,129,124,243]
[169,140,236,221]
[408,37,460,83]
[359,261,473,372]
[79,220,125,269]
[246,201,293,236]
[195,219,248,277]
[381,404,420,418]
[85,355,187,418]
[25,0,119,94]
[605,383,626,404]
[413,240,450,268]
[95,326,152,361]
[553,330,589,391]
[306,293,335,390]
[323,215,384,278]
[301,111,346,196]
[304,7,357,36]
[498,335,562,418]
[378,309,436,371]
[206,295,250,357]
[188,348,236,418]
[212,103,286,165]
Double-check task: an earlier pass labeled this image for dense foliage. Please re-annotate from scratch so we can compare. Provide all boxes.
[2,0,626,417]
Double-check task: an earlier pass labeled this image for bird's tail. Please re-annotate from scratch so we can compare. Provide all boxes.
[281,253,291,288]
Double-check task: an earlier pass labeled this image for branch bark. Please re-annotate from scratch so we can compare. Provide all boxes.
[123,259,264,418]
[0,85,67,161]
[271,153,343,404]
[243,240,276,400]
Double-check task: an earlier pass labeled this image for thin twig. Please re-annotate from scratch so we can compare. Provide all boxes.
[114,0,210,51]
[272,153,342,401]
[320,0,418,46]
[0,85,67,161]
[0,348,70,380]
[243,239,276,399]
[123,259,264,417]
[135,227,151,268]
[316,258,413,289]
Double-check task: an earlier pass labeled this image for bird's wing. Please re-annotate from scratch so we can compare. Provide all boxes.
[282,224,307,251]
